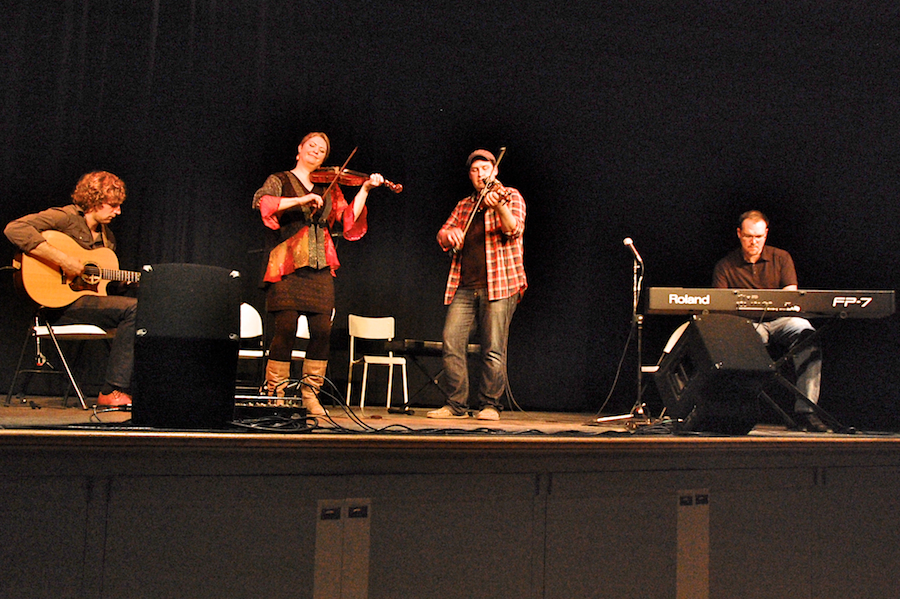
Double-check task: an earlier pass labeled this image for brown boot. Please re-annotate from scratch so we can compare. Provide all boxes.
[300,359,328,416]
[265,359,292,399]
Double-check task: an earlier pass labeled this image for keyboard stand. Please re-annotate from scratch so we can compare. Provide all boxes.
[387,340,481,405]
[768,318,852,433]
[407,354,450,403]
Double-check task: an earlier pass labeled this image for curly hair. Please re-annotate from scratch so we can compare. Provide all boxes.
[71,171,126,212]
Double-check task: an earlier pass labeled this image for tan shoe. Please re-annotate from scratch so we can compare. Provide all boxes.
[97,389,132,407]
[476,407,500,421]
[427,406,468,419]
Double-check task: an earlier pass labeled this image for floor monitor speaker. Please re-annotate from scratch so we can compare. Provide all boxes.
[654,313,775,434]
[132,263,241,429]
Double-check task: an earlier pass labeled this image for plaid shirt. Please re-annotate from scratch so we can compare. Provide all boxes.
[438,187,527,305]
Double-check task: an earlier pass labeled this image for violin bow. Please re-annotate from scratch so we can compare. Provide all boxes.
[457,146,507,246]
[318,146,358,201]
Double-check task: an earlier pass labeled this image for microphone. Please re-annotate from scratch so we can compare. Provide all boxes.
[623,237,644,265]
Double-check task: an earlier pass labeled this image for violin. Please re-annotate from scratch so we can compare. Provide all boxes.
[310,167,403,193]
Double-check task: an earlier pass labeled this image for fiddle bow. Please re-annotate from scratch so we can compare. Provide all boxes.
[315,147,359,203]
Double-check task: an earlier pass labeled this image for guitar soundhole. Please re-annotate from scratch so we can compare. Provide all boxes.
[81,263,101,286]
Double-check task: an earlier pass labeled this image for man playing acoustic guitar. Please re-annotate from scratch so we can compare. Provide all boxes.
[5,171,137,407]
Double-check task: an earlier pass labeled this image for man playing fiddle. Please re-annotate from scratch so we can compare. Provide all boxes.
[428,149,527,421]
[252,132,383,415]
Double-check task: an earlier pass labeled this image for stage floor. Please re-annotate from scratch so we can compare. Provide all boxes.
[3,394,898,440]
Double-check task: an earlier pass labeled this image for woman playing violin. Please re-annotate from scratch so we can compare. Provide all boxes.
[252,132,384,414]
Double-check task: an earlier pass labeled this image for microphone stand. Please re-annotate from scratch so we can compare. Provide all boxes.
[626,254,653,428]
[594,241,653,428]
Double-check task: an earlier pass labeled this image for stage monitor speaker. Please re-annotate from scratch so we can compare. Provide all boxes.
[654,313,776,434]
[132,263,241,429]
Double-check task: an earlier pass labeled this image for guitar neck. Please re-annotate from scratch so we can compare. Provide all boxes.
[99,268,141,283]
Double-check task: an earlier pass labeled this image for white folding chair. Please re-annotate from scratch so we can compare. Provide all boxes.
[291,314,310,361]
[290,308,333,368]
[239,303,266,359]
[237,308,327,390]
[638,320,691,416]
[641,320,691,376]
[240,304,314,361]
[5,312,115,410]
[346,314,409,408]
[236,303,266,393]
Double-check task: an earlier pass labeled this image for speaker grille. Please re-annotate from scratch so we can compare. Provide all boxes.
[135,263,240,340]
[655,314,775,434]
[132,264,241,429]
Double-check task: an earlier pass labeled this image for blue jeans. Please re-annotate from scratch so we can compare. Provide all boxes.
[754,317,821,412]
[440,289,518,414]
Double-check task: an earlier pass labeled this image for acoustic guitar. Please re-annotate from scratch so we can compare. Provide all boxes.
[15,230,141,308]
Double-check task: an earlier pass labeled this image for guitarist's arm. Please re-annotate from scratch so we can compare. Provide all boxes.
[27,240,86,279]
[5,209,86,278]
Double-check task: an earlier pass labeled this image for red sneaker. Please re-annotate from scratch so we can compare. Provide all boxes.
[97,389,132,407]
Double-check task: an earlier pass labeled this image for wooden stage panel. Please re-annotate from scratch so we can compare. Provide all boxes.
[815,465,900,598]
[3,402,900,598]
[0,476,92,599]
[102,475,335,599]
[98,472,541,599]
[545,472,677,598]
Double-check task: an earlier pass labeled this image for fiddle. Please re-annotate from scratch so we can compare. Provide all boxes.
[310,167,403,193]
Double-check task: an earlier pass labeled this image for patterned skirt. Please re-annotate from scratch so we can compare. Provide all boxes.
[265,267,334,314]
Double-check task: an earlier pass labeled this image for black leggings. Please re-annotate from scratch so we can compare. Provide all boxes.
[268,310,332,362]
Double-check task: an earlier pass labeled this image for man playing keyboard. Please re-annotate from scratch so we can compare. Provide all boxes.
[712,210,827,432]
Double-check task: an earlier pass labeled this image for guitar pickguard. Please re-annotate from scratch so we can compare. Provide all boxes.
[68,276,100,293]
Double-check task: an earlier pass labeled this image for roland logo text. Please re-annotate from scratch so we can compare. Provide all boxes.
[669,293,710,305]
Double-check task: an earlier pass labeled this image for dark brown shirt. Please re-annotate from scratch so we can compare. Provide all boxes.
[712,245,798,289]
[459,208,488,289]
